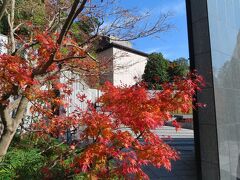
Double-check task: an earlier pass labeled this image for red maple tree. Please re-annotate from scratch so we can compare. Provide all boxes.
[0,0,205,179]
[31,73,203,179]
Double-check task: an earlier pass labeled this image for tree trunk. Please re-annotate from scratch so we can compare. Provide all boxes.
[0,96,28,160]
[0,129,15,161]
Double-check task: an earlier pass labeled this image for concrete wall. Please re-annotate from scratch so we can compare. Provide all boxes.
[65,46,148,112]
[113,47,147,86]
[0,34,7,54]
[60,72,100,113]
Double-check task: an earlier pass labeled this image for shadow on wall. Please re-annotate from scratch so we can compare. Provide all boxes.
[215,31,240,180]
[237,154,240,180]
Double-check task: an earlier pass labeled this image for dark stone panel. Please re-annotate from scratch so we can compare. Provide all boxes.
[194,52,213,88]
[192,18,211,55]
[198,124,219,164]
[186,0,221,179]
[188,0,240,179]
[189,0,208,23]
[196,88,216,125]
[201,161,220,180]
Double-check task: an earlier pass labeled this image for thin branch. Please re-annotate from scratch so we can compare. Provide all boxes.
[33,0,88,76]
[66,0,88,33]
[54,56,86,63]
[13,41,38,55]
[87,52,97,62]
[6,0,16,53]
[13,23,23,32]
[39,141,65,155]
[19,123,43,133]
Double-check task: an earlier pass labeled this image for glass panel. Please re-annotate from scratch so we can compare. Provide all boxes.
[208,0,240,178]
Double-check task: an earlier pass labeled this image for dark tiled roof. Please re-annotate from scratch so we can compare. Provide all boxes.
[97,36,149,57]
[100,42,149,57]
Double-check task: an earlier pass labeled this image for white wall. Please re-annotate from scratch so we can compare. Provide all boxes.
[113,48,148,86]
[61,46,148,113]
[0,34,7,54]
[60,71,100,113]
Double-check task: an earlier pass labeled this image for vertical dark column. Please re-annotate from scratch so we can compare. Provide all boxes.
[186,0,220,179]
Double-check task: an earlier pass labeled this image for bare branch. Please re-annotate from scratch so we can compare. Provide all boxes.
[13,23,23,32]
[6,0,16,53]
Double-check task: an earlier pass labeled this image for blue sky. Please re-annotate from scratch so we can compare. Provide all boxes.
[120,0,189,61]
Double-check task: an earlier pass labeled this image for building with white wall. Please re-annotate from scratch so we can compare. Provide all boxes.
[98,36,148,87]
[0,33,148,112]
[65,37,148,112]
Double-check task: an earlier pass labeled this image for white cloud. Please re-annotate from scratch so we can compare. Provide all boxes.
[145,47,162,53]
[144,46,176,60]
[155,0,186,16]
[162,51,173,59]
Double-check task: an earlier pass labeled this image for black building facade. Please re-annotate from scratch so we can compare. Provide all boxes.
[187,0,240,179]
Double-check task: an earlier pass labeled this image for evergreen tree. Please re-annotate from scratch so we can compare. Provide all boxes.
[168,57,189,81]
[142,52,170,89]
[143,54,189,89]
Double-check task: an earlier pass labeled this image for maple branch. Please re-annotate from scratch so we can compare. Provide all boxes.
[62,64,91,72]
[19,123,43,133]
[54,56,86,63]
[78,34,98,48]
[0,84,18,105]
[13,23,23,32]
[57,0,81,43]
[87,52,98,62]
[33,0,88,76]
[13,41,39,55]
[48,11,61,30]
[135,131,145,140]
[39,141,65,155]
[66,0,88,33]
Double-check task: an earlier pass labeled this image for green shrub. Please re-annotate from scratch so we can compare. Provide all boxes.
[0,135,69,179]
[0,135,104,179]
[0,148,44,180]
